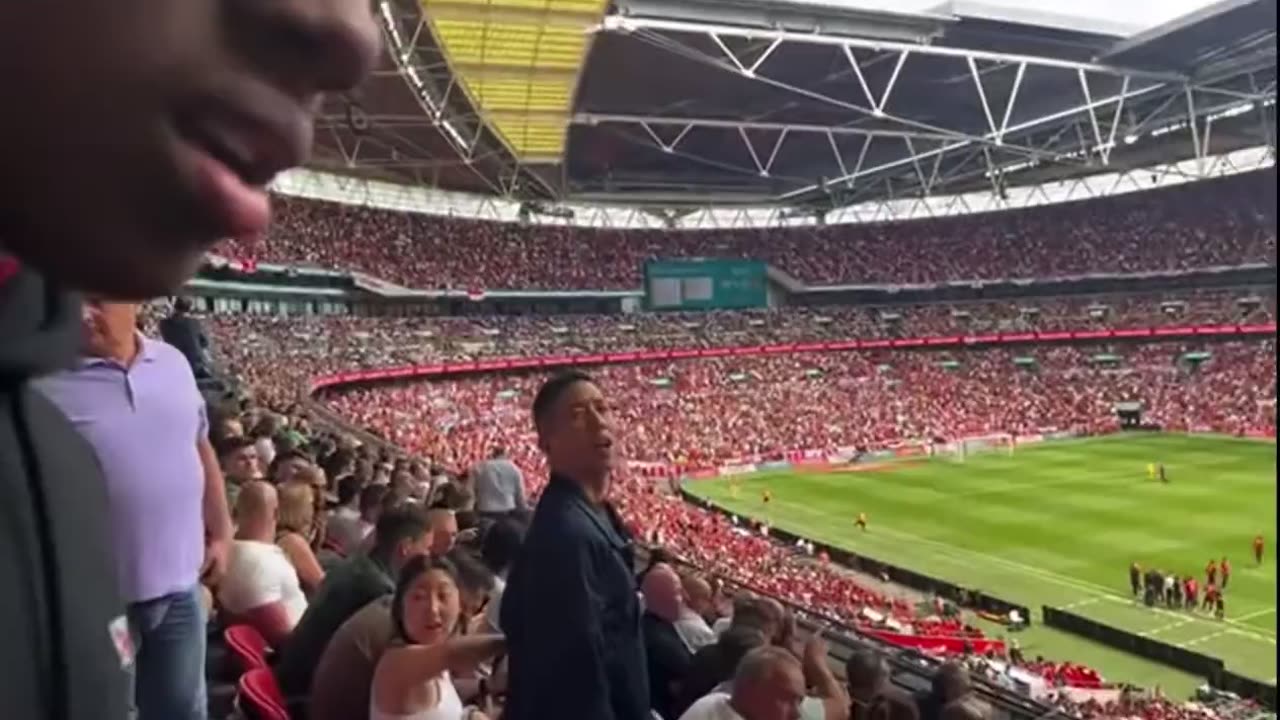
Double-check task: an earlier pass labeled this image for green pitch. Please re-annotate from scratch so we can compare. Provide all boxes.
[686,433,1277,689]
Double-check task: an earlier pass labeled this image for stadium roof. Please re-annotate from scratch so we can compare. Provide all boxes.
[310,0,1276,211]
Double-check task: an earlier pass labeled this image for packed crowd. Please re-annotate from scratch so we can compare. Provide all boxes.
[205,288,1276,407]
[183,281,1277,720]
[319,340,1277,473]
[197,330,1275,719]
[215,170,1277,290]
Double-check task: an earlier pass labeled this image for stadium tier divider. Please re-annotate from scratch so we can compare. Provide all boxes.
[1040,606,1275,709]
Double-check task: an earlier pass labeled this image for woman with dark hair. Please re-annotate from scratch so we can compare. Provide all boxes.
[369,555,505,720]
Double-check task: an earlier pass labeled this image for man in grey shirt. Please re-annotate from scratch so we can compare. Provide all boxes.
[470,447,527,519]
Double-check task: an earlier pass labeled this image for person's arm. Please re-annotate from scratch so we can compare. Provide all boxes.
[376,634,506,702]
[198,436,234,585]
[802,634,850,720]
[512,466,528,511]
[506,533,613,718]
[277,532,326,593]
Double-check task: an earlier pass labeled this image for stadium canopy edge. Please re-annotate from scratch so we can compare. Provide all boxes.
[271,144,1276,230]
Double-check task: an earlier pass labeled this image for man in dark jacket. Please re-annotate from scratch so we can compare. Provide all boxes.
[501,371,650,720]
[0,1,380,717]
[159,298,211,378]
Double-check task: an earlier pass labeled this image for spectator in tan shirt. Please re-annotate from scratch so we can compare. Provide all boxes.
[307,594,396,720]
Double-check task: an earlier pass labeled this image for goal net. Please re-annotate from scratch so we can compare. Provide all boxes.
[932,433,1016,462]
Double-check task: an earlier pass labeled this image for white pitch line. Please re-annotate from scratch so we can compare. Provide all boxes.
[1185,629,1232,647]
[1143,617,1196,636]
[763,498,1278,647]
[1232,607,1277,622]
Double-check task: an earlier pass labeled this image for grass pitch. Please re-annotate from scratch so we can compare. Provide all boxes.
[686,434,1277,690]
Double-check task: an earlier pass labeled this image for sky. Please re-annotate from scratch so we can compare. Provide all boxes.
[794,0,1225,36]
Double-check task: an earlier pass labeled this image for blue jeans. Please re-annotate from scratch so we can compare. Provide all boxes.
[127,584,208,720]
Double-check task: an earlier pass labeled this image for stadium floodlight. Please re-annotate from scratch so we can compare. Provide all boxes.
[1124,134,1139,145]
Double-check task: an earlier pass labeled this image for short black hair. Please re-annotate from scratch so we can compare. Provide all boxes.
[531,370,596,433]
[173,297,192,313]
[432,482,472,511]
[481,517,527,574]
[335,474,363,506]
[845,649,890,693]
[215,435,255,460]
[445,547,495,597]
[358,483,389,514]
[373,504,430,554]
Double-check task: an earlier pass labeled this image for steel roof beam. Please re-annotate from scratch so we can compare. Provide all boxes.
[777,79,1182,201]
[599,15,1192,83]
[571,113,959,141]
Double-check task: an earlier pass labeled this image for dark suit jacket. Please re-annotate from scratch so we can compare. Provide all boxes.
[643,612,692,720]
[158,315,207,372]
[500,474,650,720]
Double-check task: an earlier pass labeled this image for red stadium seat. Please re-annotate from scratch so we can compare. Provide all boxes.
[237,668,290,720]
[224,624,271,674]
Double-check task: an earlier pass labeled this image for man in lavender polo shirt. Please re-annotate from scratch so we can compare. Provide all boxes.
[37,299,233,720]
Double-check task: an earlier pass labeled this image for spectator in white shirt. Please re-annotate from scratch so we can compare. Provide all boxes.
[218,481,308,647]
[680,646,805,720]
[469,447,527,519]
[676,573,718,652]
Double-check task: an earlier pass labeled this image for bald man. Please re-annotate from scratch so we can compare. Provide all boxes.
[680,646,805,720]
[642,564,694,720]
[677,574,718,652]
[218,481,308,646]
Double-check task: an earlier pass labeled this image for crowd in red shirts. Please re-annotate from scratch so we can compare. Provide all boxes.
[1050,691,1265,720]
[200,289,1276,685]
[215,169,1276,290]
[246,339,1271,474]
[205,287,1275,409]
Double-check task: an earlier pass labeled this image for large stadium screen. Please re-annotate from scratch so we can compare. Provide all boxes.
[644,259,768,310]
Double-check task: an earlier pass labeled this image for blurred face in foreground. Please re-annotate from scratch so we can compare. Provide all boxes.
[0,0,380,298]
[540,379,617,484]
[736,660,805,720]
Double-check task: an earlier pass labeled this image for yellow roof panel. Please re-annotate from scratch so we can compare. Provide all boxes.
[422,0,607,161]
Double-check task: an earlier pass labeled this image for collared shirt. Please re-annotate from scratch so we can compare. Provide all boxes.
[501,473,649,720]
[36,335,207,603]
[675,607,718,653]
[469,457,527,514]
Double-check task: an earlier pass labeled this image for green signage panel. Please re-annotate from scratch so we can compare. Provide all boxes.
[644,259,768,310]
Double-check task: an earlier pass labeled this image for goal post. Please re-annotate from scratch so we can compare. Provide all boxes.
[932,433,1016,462]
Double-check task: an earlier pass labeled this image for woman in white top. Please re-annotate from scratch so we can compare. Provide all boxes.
[370,555,505,720]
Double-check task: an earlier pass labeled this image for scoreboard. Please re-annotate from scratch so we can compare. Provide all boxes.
[644,259,768,310]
